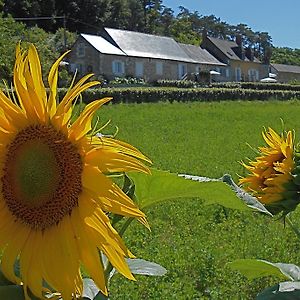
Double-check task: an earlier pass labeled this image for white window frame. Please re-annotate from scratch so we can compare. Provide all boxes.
[112,60,125,76]
[156,61,163,75]
[135,61,144,78]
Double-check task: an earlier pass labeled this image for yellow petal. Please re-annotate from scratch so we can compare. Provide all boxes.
[71,206,108,296]
[1,223,30,284]
[47,51,70,118]
[85,148,149,174]
[52,74,100,127]
[69,97,112,141]
[82,165,146,219]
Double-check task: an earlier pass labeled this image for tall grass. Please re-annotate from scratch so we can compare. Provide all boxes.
[95,100,300,299]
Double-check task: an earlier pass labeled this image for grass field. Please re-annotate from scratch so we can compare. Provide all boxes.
[95,100,300,299]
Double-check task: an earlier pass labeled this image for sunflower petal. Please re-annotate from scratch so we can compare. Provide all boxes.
[69,97,112,141]
[47,51,70,118]
[82,165,146,220]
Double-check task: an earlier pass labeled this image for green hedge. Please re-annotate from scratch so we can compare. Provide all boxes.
[211,82,300,91]
[57,87,300,103]
[155,79,198,88]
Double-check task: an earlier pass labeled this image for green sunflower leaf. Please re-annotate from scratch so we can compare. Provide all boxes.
[221,174,273,216]
[257,282,300,299]
[0,285,40,300]
[0,285,24,299]
[82,278,108,300]
[129,168,248,210]
[228,259,300,281]
[125,258,167,276]
[0,269,14,286]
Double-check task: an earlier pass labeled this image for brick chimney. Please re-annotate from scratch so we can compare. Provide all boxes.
[245,47,254,61]
[235,35,245,60]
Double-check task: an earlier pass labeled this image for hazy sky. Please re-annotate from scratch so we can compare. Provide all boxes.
[163,0,300,49]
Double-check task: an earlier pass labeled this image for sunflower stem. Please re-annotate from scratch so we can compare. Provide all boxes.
[286,215,300,240]
[104,217,134,285]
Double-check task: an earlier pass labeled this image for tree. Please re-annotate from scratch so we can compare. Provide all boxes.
[127,0,145,31]
[0,14,26,81]
[271,47,300,66]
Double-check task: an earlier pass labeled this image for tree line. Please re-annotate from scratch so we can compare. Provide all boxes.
[0,0,299,83]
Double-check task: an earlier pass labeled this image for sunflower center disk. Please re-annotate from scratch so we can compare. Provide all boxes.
[2,125,83,230]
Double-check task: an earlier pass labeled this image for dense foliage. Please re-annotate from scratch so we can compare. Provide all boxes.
[0,12,76,83]
[1,1,273,55]
[0,0,299,83]
[271,47,300,66]
[55,87,300,104]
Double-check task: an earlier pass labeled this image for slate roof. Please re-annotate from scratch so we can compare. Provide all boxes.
[178,43,226,66]
[271,63,300,74]
[80,33,126,56]
[104,27,196,63]
[206,36,261,63]
[207,36,241,60]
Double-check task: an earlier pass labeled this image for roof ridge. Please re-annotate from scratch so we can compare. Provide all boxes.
[104,27,174,40]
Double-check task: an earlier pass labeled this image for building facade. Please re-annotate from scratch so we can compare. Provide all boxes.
[67,28,226,82]
[201,34,269,82]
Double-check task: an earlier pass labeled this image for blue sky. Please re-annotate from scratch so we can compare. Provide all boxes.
[163,0,300,49]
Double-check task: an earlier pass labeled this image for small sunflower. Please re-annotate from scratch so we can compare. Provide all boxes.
[239,127,297,213]
[0,44,150,299]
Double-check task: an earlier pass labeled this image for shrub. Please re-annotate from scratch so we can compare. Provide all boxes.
[211,82,300,91]
[155,80,199,88]
[56,87,300,104]
[109,77,146,86]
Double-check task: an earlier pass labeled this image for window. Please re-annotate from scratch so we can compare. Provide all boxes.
[135,62,144,77]
[178,63,187,79]
[195,65,200,74]
[235,67,241,81]
[112,60,125,76]
[77,43,85,58]
[248,69,259,81]
[156,62,163,75]
[225,68,230,78]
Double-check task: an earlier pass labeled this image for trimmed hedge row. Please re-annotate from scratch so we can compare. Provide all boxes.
[57,87,300,103]
[155,79,198,88]
[212,82,300,91]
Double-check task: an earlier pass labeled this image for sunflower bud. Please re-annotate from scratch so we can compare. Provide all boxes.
[239,127,300,215]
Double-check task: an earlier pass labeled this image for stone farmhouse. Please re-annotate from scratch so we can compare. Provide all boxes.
[270,63,300,83]
[67,27,270,83]
[67,27,225,82]
[201,33,269,82]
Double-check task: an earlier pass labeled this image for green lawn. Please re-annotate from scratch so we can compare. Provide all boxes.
[95,100,300,299]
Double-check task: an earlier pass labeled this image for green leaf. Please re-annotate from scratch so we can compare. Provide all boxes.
[0,268,14,286]
[82,278,108,300]
[257,283,300,299]
[125,258,167,276]
[129,168,248,210]
[0,285,24,299]
[228,259,298,281]
[221,174,273,216]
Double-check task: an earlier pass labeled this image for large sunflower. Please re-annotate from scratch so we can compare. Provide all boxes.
[0,44,150,299]
[239,127,294,205]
